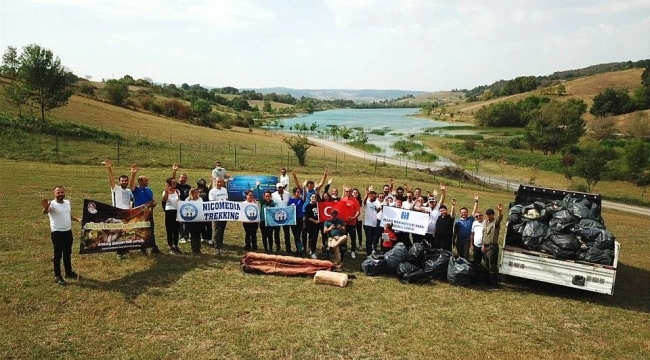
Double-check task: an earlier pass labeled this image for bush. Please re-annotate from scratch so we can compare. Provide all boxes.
[508,136,526,149]
[104,79,130,106]
[77,81,95,96]
[162,99,192,119]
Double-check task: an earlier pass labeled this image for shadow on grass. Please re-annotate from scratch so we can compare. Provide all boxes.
[502,262,650,313]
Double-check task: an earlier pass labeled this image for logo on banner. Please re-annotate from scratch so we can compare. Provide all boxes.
[401,212,409,220]
[179,203,199,221]
[273,208,290,224]
[244,204,259,221]
[87,202,98,214]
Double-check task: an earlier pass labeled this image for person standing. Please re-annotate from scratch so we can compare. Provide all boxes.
[242,190,259,251]
[171,163,191,244]
[341,186,360,259]
[105,159,133,258]
[287,187,305,254]
[351,188,364,249]
[470,211,485,274]
[42,186,81,286]
[211,161,230,183]
[162,177,181,254]
[434,200,456,251]
[196,178,212,245]
[129,164,161,255]
[258,190,276,253]
[279,168,290,190]
[482,203,504,288]
[362,188,379,256]
[304,193,320,258]
[186,188,204,256]
[453,194,479,260]
[209,177,229,255]
[271,182,292,254]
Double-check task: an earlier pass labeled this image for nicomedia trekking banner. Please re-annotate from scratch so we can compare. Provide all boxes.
[227,175,279,201]
[264,205,297,226]
[176,200,260,222]
[80,199,152,254]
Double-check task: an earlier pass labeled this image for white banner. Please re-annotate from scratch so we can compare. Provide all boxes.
[176,200,260,222]
[380,206,429,235]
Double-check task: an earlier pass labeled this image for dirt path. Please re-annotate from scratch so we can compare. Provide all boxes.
[308,136,650,217]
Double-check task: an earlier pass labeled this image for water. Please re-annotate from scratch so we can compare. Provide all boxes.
[279,108,460,160]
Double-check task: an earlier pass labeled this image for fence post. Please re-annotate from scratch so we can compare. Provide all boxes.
[137,130,139,142]
[234,147,237,167]
[179,143,182,164]
[405,163,408,178]
[254,143,257,154]
[323,148,325,159]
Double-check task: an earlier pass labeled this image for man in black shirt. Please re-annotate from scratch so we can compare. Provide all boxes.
[172,163,192,243]
[196,178,212,244]
[434,201,456,251]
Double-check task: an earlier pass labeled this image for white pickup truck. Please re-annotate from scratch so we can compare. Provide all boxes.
[499,185,620,295]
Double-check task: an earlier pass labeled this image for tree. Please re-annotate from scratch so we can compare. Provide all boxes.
[16,44,74,125]
[475,101,523,127]
[1,46,26,116]
[623,140,650,199]
[642,67,650,88]
[284,135,311,166]
[262,100,272,113]
[573,142,616,192]
[1,46,19,78]
[621,112,650,139]
[586,116,617,140]
[338,126,352,143]
[104,79,129,106]
[191,98,212,118]
[632,85,650,110]
[590,87,636,117]
[524,99,586,154]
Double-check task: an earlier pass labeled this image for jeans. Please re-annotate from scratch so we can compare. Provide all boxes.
[260,221,273,252]
[364,225,380,255]
[356,220,363,246]
[212,221,227,250]
[291,217,304,252]
[51,230,73,277]
[472,245,484,272]
[200,221,212,241]
[187,222,202,253]
[485,243,499,275]
[346,224,357,252]
[456,238,471,260]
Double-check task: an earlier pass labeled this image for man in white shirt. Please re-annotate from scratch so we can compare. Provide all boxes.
[105,159,133,258]
[211,161,230,184]
[42,186,82,285]
[208,177,229,255]
[271,182,292,253]
[470,211,486,272]
[362,189,379,255]
[279,168,290,190]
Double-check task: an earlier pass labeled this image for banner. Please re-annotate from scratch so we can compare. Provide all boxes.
[228,175,278,201]
[80,199,152,254]
[380,206,429,235]
[177,200,260,222]
[264,205,297,226]
[318,201,351,223]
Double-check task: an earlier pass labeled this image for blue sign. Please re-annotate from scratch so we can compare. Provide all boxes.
[228,175,279,201]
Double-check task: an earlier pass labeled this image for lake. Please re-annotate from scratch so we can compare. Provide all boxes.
[278,108,460,159]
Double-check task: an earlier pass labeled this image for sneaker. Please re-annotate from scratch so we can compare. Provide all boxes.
[65,272,79,280]
[207,239,214,246]
[201,239,207,244]
[350,251,356,259]
[170,250,176,255]
[179,238,188,244]
[55,276,66,286]
[310,252,317,259]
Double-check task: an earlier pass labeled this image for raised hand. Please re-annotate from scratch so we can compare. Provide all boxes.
[451,198,456,206]
[474,194,479,201]
[172,162,180,171]
[131,164,138,174]
[328,178,333,185]
[255,180,261,187]
[41,199,50,209]
[439,183,446,191]
[104,159,113,168]
[497,202,504,212]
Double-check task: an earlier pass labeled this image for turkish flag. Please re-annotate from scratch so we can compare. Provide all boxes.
[318,201,351,223]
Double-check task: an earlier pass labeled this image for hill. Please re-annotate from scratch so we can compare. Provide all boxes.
[248,87,429,102]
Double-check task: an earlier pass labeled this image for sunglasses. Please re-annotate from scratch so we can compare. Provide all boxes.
[476,214,483,218]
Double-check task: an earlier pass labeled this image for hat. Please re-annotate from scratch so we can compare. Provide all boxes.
[276,182,283,188]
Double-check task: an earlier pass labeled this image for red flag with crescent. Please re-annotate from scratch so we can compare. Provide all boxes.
[317,201,351,223]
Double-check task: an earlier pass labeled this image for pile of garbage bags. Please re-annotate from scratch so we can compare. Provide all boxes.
[506,194,615,265]
[361,242,474,286]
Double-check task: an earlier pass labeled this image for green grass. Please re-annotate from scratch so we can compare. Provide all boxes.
[370,128,390,136]
[424,125,477,132]
[1,159,649,359]
[347,141,382,153]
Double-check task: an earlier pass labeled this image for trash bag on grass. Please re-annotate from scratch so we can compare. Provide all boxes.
[447,256,474,286]
[577,247,614,265]
[424,249,452,279]
[522,221,549,249]
[361,257,390,276]
[384,242,410,269]
[408,242,428,262]
[399,269,430,284]
[396,261,420,277]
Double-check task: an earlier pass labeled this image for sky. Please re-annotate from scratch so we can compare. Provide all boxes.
[1,0,649,91]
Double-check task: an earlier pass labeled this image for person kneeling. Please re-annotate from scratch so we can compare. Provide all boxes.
[324,210,347,270]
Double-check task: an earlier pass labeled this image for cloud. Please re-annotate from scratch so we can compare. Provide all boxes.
[26,0,276,28]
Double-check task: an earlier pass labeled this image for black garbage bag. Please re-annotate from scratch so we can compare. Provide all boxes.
[563,195,600,222]
[396,261,421,276]
[361,257,390,276]
[424,249,453,279]
[548,233,581,251]
[522,221,550,249]
[399,269,430,284]
[574,227,615,250]
[384,242,410,269]
[509,204,524,216]
[447,256,474,286]
[539,240,577,259]
[577,247,614,265]
[548,210,577,233]
[578,218,605,229]
[545,200,566,214]
[408,242,428,262]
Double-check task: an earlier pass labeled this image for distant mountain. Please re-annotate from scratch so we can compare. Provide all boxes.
[247,87,429,102]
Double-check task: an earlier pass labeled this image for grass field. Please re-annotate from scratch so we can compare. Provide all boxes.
[1,159,649,359]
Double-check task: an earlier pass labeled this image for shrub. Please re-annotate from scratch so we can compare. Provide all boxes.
[162,99,192,119]
[77,81,95,96]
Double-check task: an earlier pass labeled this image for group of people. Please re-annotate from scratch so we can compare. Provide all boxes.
[43,161,503,286]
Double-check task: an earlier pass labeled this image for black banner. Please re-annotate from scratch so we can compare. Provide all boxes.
[80,199,153,254]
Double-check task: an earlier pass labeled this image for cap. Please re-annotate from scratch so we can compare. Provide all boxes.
[276,182,283,188]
